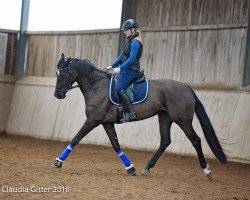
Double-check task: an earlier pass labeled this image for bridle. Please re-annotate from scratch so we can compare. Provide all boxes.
[55,66,104,93]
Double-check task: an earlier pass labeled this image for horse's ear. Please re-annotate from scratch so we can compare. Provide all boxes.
[61,53,65,59]
[66,57,71,65]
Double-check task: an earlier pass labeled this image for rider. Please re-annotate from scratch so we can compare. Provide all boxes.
[107,19,143,123]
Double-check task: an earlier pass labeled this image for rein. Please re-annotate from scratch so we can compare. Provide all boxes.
[55,68,105,93]
[70,77,104,90]
[69,67,109,90]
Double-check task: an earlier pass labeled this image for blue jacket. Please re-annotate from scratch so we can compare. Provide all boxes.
[111,39,142,72]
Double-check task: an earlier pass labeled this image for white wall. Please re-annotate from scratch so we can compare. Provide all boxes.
[5,76,250,163]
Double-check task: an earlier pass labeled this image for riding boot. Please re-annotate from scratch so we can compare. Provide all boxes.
[119,90,136,122]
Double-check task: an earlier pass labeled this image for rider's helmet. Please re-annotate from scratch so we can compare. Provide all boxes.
[121,19,138,31]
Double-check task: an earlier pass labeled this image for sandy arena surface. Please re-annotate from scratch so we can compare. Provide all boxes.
[0,133,249,200]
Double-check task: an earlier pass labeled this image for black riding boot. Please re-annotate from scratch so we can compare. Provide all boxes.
[119,90,136,122]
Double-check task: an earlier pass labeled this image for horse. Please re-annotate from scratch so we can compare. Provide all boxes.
[53,53,227,177]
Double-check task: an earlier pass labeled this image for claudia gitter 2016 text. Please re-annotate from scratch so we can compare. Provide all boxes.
[1,185,70,193]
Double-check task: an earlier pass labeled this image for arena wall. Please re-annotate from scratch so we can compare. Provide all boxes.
[0,75,16,132]
[26,29,120,77]
[5,76,250,163]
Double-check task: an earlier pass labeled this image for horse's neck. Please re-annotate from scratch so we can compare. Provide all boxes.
[78,70,108,99]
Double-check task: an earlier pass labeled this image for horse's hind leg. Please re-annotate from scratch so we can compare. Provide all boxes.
[178,120,212,179]
[142,112,173,175]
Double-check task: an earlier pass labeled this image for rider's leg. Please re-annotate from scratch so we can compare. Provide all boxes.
[117,69,138,122]
[119,90,136,122]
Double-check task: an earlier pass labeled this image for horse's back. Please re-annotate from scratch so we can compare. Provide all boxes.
[149,78,192,96]
[147,78,196,120]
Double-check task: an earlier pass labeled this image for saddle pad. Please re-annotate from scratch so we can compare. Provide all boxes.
[109,75,149,105]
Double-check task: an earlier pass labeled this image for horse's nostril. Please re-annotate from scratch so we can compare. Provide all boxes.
[56,92,66,99]
[54,91,63,99]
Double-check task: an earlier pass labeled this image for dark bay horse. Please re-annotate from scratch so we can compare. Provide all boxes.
[54,53,227,177]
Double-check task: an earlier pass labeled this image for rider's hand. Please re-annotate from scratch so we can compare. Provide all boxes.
[105,66,112,71]
[114,67,121,74]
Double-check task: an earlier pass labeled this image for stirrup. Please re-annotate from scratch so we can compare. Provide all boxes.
[120,112,136,123]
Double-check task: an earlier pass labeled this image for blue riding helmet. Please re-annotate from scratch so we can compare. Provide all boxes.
[121,19,138,31]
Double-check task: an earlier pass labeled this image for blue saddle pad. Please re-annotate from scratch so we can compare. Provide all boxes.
[109,75,149,105]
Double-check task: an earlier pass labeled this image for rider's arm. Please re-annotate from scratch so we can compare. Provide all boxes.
[119,40,141,72]
[111,50,124,68]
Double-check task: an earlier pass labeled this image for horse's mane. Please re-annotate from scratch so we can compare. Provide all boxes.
[69,58,104,76]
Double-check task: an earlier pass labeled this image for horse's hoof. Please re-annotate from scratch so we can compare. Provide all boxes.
[203,164,212,179]
[206,171,212,179]
[127,167,136,176]
[54,158,63,168]
[142,168,150,175]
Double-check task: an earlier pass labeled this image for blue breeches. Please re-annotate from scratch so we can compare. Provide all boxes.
[116,69,138,94]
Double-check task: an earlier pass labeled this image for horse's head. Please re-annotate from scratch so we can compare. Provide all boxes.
[54,53,77,99]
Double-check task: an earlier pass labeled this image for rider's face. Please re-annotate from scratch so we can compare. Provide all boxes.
[123,28,133,37]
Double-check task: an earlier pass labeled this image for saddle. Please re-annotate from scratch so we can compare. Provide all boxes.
[108,70,148,122]
[113,70,146,103]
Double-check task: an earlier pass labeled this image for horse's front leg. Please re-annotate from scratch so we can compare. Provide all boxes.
[102,123,136,176]
[54,119,99,168]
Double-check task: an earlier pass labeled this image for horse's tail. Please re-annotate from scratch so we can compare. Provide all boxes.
[188,86,227,164]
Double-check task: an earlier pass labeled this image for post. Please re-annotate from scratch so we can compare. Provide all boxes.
[16,0,30,76]
[118,0,137,55]
[118,0,127,55]
[242,3,250,86]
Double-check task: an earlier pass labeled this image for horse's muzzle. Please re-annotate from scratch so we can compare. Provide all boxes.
[54,91,66,99]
